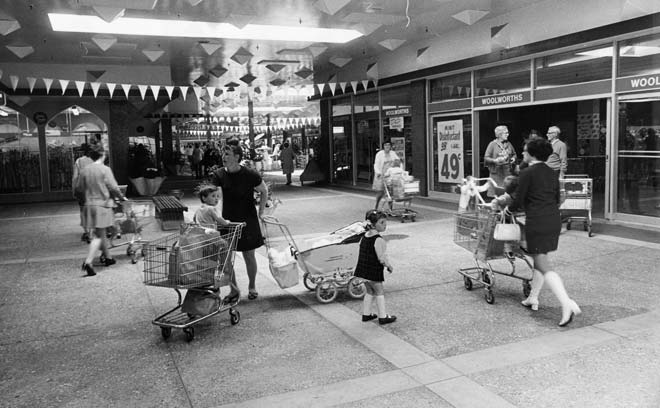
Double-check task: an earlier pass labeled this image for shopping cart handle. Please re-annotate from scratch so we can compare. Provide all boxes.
[224,222,247,228]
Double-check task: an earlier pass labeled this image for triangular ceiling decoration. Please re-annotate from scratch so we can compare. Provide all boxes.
[314,0,351,15]
[59,79,70,95]
[206,87,216,99]
[150,85,161,99]
[187,0,204,6]
[194,75,210,87]
[43,78,53,94]
[329,56,352,67]
[266,64,286,73]
[6,42,34,59]
[106,82,116,97]
[75,81,86,97]
[231,47,253,65]
[164,86,175,99]
[295,67,313,79]
[378,39,405,51]
[326,73,337,83]
[366,62,378,79]
[209,65,228,78]
[179,86,189,101]
[0,14,21,36]
[491,23,508,38]
[142,48,164,62]
[91,34,117,51]
[199,41,222,55]
[121,83,132,98]
[224,81,240,88]
[308,46,327,58]
[417,46,429,58]
[240,73,257,85]
[26,77,36,93]
[86,70,106,82]
[10,75,19,91]
[622,0,654,19]
[352,23,381,36]
[225,12,254,30]
[270,78,286,87]
[491,23,511,50]
[9,95,30,106]
[90,82,101,97]
[214,88,223,97]
[452,9,489,25]
[92,6,125,23]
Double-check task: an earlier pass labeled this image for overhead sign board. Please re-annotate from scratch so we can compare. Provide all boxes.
[616,73,660,93]
[475,91,531,108]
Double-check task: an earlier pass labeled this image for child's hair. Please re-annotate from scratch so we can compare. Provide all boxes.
[364,209,387,229]
[195,183,218,203]
[502,175,519,195]
[392,158,401,166]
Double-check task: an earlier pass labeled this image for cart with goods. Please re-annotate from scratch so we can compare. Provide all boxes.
[559,176,593,237]
[379,174,420,222]
[142,222,244,342]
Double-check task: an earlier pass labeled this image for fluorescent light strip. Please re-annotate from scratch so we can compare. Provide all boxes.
[48,13,362,43]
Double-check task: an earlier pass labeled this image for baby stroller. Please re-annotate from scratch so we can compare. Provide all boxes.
[261,216,368,303]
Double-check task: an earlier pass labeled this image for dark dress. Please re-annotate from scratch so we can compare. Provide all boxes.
[211,166,264,251]
[353,234,385,282]
[510,163,561,254]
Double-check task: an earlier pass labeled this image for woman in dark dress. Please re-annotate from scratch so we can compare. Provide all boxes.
[507,138,581,327]
[212,143,269,301]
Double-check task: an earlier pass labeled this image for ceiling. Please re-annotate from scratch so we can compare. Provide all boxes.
[0,0,574,116]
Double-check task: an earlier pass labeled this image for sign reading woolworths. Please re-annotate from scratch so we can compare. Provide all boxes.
[617,73,660,93]
[475,92,530,108]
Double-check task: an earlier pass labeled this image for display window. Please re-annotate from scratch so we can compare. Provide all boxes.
[381,86,413,175]
[475,60,530,96]
[535,44,612,88]
[429,72,472,102]
[429,113,472,193]
[0,107,41,194]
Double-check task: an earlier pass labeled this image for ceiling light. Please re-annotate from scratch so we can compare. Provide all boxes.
[48,13,362,43]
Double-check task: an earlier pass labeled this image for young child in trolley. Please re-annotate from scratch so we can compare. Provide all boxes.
[353,210,397,325]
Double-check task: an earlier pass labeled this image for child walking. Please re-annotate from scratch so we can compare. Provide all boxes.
[354,210,396,325]
[193,184,240,304]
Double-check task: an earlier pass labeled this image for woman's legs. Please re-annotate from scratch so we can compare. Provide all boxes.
[83,227,110,275]
[242,250,258,298]
[375,191,384,209]
[532,253,580,326]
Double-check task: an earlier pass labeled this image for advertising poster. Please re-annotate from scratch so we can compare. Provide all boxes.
[390,136,405,169]
[437,119,463,183]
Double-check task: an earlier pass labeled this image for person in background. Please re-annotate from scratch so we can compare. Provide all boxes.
[192,143,203,179]
[279,141,296,185]
[76,142,126,277]
[483,125,517,197]
[73,143,94,242]
[372,141,400,209]
[517,130,543,174]
[546,126,568,178]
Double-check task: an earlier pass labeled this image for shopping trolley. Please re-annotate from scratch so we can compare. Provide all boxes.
[106,199,155,263]
[379,175,420,222]
[142,222,244,342]
[560,176,593,237]
[261,216,367,303]
[454,202,534,304]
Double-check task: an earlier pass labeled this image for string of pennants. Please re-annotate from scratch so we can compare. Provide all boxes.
[176,117,321,136]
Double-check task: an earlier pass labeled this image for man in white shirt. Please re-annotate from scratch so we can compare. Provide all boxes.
[546,126,567,178]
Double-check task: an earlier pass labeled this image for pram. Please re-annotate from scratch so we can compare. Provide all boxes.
[261,216,367,303]
[107,198,155,264]
[379,173,420,222]
[453,177,534,304]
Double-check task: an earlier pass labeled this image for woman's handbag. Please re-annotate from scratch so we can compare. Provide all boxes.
[493,211,521,242]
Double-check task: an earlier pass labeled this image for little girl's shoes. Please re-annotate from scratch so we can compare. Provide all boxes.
[361,314,377,322]
[378,315,397,325]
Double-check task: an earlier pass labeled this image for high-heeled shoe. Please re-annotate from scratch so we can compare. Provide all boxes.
[99,255,116,266]
[558,300,581,327]
[521,297,539,311]
[82,262,96,276]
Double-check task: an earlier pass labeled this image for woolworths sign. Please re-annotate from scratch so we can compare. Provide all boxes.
[617,73,660,93]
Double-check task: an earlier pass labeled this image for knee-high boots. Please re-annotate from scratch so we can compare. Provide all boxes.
[521,269,544,311]
[544,271,581,326]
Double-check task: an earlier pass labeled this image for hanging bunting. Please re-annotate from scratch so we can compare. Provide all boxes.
[91,82,101,97]
[206,87,216,99]
[361,79,369,91]
[121,83,132,98]
[10,75,19,91]
[0,69,3,81]
[59,79,70,95]
[27,77,37,93]
[75,81,86,97]
[339,82,347,94]
[192,86,204,100]
[138,85,148,100]
[164,86,174,100]
[328,82,336,96]
[43,78,53,94]
[106,83,116,97]
[150,85,160,99]
[179,86,189,101]
[350,81,358,94]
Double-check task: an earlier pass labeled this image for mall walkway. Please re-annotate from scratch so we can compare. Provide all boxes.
[0,181,659,408]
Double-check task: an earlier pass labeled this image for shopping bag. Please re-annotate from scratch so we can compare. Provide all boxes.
[181,290,219,316]
[174,225,225,286]
[493,211,521,241]
[269,261,300,289]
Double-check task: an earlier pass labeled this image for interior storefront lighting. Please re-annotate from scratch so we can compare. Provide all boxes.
[48,13,362,43]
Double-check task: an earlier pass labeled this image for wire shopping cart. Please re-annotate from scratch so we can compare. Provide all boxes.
[107,199,155,263]
[560,176,593,237]
[380,176,420,222]
[142,222,244,342]
[454,204,534,305]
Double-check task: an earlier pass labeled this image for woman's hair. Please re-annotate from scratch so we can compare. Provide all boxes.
[87,141,104,160]
[223,144,243,161]
[525,138,553,161]
[282,142,290,148]
[195,183,218,202]
[364,209,387,229]
[382,140,392,148]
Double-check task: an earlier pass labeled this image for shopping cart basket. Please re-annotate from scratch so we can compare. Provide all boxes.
[380,176,419,222]
[454,206,534,304]
[107,199,155,263]
[142,222,244,342]
[560,176,593,237]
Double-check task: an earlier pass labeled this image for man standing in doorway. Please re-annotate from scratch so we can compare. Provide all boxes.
[546,126,567,178]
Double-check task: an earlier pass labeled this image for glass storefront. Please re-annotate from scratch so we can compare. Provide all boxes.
[382,86,413,175]
[354,93,380,184]
[331,96,353,182]
[0,107,41,194]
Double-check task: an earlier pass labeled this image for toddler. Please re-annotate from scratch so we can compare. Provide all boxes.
[353,210,396,325]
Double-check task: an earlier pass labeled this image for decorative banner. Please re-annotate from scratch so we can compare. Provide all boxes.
[106,82,116,97]
[361,79,369,91]
[164,86,174,99]
[150,85,160,99]
[192,86,203,100]
[59,79,70,95]
[179,86,189,101]
[43,78,53,94]
[437,119,464,184]
[75,80,85,97]
[27,77,36,93]
[121,83,132,98]
[390,136,405,169]
[10,75,19,91]
[350,80,358,94]
[90,82,101,97]
[138,85,148,100]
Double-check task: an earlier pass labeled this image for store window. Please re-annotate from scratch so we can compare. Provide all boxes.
[429,72,472,102]
[381,86,413,174]
[536,44,612,88]
[46,106,108,192]
[475,60,530,96]
[429,113,472,193]
[332,97,353,182]
[354,92,380,183]
[618,32,660,77]
[0,107,41,194]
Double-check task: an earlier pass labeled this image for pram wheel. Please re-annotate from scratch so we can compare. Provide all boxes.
[485,290,495,304]
[183,327,194,342]
[160,327,171,339]
[347,277,366,299]
[303,272,317,291]
[316,281,338,303]
[463,276,473,291]
[229,309,240,325]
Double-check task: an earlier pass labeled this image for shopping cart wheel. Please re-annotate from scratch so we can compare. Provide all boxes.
[347,277,366,299]
[463,276,473,291]
[485,290,495,304]
[183,327,194,342]
[160,327,171,340]
[316,281,338,303]
[127,246,137,264]
[230,309,240,325]
[303,273,317,291]
[523,281,531,297]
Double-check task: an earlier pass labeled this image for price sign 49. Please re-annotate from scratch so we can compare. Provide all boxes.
[436,119,464,183]
[440,152,462,180]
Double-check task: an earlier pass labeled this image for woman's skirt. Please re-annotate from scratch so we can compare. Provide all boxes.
[524,212,561,254]
[82,205,114,229]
